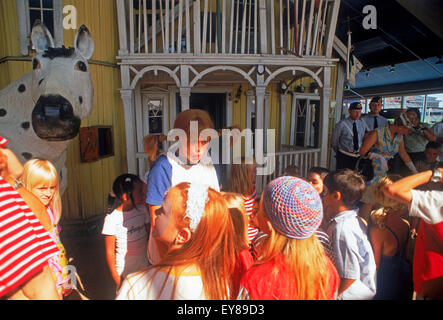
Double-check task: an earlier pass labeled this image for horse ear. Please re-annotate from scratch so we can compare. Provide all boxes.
[75,25,94,60]
[31,20,54,53]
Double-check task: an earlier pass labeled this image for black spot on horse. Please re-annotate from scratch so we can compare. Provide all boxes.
[79,96,83,104]
[0,109,6,117]
[22,152,32,160]
[21,122,30,130]
[18,84,26,93]
[39,79,44,86]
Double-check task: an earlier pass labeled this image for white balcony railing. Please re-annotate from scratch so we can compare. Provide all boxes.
[256,147,321,192]
[116,0,341,57]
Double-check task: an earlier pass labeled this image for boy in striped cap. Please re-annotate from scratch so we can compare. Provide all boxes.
[0,136,59,299]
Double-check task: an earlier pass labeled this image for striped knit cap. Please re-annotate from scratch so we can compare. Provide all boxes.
[263,176,323,239]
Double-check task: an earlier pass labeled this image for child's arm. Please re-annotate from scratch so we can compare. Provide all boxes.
[368,227,383,269]
[384,169,440,204]
[338,278,355,296]
[6,265,59,300]
[104,235,121,289]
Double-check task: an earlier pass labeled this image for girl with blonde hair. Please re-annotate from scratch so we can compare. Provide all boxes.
[117,182,237,300]
[239,176,339,300]
[228,157,259,242]
[369,175,413,300]
[22,159,68,299]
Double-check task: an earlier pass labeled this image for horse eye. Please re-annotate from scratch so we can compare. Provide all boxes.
[33,58,40,70]
[75,61,87,72]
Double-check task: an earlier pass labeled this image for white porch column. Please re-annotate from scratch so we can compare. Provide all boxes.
[179,87,191,110]
[180,65,191,110]
[280,93,288,148]
[120,89,138,174]
[319,67,332,168]
[255,83,266,193]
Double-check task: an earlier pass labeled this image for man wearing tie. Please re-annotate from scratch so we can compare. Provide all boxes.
[361,96,388,131]
[331,102,367,171]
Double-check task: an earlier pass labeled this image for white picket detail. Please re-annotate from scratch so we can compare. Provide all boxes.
[125,0,338,56]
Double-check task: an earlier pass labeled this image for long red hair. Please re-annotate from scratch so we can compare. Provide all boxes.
[142,182,237,299]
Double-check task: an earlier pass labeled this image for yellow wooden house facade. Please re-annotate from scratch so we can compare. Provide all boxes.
[0,0,343,221]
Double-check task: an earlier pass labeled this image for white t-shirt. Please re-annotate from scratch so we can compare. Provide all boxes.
[102,205,150,277]
[116,265,206,300]
[409,189,443,224]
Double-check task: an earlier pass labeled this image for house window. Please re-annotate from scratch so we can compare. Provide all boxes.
[29,0,55,36]
[146,99,164,134]
[17,0,63,56]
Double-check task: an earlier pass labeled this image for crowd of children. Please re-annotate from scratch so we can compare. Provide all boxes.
[1,107,442,301]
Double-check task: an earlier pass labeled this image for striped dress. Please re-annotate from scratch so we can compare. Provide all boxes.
[0,136,59,298]
[0,177,60,298]
[244,188,259,242]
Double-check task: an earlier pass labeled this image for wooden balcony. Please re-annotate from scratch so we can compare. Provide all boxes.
[116,0,341,64]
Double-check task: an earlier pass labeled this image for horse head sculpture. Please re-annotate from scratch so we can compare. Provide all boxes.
[0,21,95,193]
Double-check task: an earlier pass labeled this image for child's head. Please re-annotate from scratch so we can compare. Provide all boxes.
[173,109,214,164]
[153,182,236,299]
[259,176,323,239]
[228,156,256,195]
[111,173,145,210]
[256,176,331,299]
[322,169,365,217]
[22,159,61,224]
[371,175,408,228]
[143,134,166,163]
[424,141,442,163]
[307,167,330,196]
[283,164,300,177]
[222,192,249,251]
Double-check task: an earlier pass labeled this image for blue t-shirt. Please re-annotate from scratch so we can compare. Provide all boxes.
[145,154,220,206]
[146,155,172,206]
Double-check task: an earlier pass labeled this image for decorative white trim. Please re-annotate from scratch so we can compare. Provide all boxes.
[264,66,324,88]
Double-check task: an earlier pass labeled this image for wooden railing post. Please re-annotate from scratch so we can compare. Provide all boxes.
[258,0,268,53]
[193,0,201,53]
[325,0,341,57]
[116,0,128,55]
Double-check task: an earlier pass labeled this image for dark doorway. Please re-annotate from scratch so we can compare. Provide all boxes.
[190,93,226,130]
[176,93,227,130]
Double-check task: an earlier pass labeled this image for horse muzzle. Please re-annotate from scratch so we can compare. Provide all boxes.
[32,94,81,141]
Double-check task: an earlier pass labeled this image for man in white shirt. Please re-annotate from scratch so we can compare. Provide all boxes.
[361,96,388,132]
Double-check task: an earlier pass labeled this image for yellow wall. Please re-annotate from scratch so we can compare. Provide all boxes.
[62,0,126,220]
[0,0,20,58]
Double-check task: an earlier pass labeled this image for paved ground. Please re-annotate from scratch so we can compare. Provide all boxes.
[60,216,116,300]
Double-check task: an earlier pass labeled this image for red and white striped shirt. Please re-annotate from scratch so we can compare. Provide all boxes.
[0,137,7,147]
[244,188,259,242]
[0,177,59,298]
